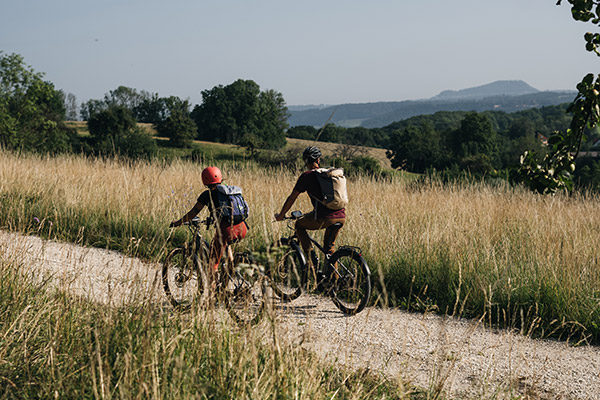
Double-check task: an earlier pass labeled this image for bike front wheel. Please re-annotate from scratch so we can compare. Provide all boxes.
[162,243,210,311]
[267,239,304,301]
[328,248,371,315]
[223,252,269,326]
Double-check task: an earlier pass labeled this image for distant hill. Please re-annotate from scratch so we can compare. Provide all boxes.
[430,80,539,100]
[287,104,331,112]
[287,81,576,129]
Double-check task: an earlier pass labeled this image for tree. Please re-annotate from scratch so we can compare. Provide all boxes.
[191,79,288,150]
[116,128,158,160]
[252,89,288,149]
[317,124,345,143]
[0,52,76,153]
[499,133,546,170]
[133,93,189,124]
[134,93,166,124]
[507,117,535,139]
[346,127,384,148]
[87,105,156,159]
[573,157,600,191]
[386,123,443,172]
[103,86,149,112]
[287,125,318,140]
[518,1,600,193]
[448,113,498,161]
[80,98,105,121]
[64,93,78,121]
[88,105,137,143]
[192,79,260,143]
[156,101,197,148]
[80,86,158,122]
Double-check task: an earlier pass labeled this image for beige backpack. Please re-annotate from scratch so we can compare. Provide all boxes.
[314,167,348,210]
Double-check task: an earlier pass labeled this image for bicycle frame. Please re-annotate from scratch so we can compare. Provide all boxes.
[186,218,208,254]
[185,217,239,278]
[281,214,345,280]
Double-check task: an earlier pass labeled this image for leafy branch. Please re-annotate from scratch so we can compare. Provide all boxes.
[518,1,600,193]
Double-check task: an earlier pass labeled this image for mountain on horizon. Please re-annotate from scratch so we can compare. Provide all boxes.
[430,80,539,101]
[287,80,575,129]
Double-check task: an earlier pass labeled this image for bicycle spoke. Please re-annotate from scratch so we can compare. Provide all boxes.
[333,259,355,281]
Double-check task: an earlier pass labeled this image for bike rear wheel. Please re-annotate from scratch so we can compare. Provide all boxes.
[328,248,371,315]
[268,239,304,301]
[223,252,268,325]
[162,243,210,311]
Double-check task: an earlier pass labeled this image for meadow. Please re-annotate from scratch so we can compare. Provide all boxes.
[1,254,414,399]
[1,148,599,346]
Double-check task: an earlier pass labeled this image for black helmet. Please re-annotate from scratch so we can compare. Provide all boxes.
[302,146,322,162]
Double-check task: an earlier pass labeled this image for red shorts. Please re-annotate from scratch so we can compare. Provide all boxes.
[209,222,248,270]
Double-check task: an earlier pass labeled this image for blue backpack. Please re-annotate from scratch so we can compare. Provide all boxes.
[213,184,249,225]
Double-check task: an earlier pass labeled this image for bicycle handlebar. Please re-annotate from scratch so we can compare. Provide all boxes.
[277,210,303,221]
[186,217,211,227]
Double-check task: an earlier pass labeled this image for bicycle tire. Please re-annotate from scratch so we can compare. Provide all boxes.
[268,239,304,301]
[224,252,268,325]
[328,248,371,315]
[162,242,210,311]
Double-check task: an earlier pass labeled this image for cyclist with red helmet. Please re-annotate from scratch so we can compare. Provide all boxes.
[170,166,248,273]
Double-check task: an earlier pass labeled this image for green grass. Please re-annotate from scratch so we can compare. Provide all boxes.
[154,137,249,163]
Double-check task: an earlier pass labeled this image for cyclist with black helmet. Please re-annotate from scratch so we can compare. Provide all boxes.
[170,166,248,273]
[275,146,346,268]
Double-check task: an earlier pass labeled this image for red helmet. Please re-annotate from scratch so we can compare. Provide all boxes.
[202,166,222,185]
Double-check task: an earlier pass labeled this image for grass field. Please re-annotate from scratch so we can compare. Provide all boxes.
[65,121,156,136]
[0,254,416,399]
[1,149,599,344]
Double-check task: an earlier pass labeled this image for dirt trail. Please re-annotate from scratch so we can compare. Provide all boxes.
[2,230,599,399]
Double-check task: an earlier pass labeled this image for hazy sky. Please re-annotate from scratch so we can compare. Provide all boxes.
[1,0,598,106]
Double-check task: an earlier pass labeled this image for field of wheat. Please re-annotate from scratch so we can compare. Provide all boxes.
[1,149,600,342]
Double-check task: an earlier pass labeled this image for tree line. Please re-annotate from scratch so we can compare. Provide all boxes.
[287,105,600,184]
[0,52,289,159]
[78,79,288,152]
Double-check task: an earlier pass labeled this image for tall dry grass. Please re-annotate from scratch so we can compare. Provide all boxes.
[1,150,600,341]
[0,253,412,399]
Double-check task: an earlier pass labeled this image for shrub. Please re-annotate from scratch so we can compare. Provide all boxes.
[155,108,197,148]
[88,106,157,159]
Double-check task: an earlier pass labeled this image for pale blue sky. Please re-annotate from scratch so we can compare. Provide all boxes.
[1,0,598,106]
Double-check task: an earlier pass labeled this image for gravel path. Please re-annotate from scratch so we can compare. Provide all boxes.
[2,230,599,399]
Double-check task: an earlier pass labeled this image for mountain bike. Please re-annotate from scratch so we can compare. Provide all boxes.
[162,217,269,325]
[269,210,371,315]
